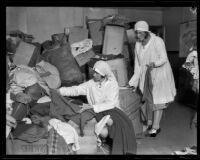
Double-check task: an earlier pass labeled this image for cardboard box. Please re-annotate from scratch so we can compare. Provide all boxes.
[14,41,36,65]
[103,25,125,55]
[88,20,104,46]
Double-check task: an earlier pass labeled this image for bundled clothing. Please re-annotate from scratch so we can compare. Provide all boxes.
[30,89,95,136]
[129,32,176,105]
[35,60,61,91]
[9,61,61,95]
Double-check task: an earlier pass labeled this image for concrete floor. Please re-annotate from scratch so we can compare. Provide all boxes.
[72,101,197,155]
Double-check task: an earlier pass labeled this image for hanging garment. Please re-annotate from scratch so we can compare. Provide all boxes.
[141,66,153,122]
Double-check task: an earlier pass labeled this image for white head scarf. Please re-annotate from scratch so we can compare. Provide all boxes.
[134,21,150,32]
[93,60,117,81]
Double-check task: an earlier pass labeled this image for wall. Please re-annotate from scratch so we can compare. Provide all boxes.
[6,7,118,43]
[162,7,197,51]
[6,7,163,43]
[6,7,27,32]
[6,7,195,51]
[163,7,183,51]
[118,8,163,25]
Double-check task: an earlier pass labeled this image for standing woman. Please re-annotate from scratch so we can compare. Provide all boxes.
[128,21,176,137]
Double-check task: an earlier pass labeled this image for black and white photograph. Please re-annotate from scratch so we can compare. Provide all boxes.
[4,2,198,156]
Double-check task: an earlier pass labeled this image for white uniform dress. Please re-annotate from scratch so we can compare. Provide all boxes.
[59,61,121,113]
[129,33,176,107]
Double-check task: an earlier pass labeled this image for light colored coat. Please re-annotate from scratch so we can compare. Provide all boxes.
[129,33,176,104]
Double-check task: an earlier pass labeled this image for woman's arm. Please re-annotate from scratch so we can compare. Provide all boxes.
[58,81,89,97]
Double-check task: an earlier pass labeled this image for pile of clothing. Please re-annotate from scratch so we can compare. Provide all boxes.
[6,30,99,154]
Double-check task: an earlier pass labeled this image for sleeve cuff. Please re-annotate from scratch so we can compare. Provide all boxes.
[93,105,99,113]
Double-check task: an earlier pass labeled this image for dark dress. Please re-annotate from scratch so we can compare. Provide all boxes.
[96,107,137,154]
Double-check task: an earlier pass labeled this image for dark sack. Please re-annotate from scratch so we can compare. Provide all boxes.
[12,102,29,121]
[41,44,83,86]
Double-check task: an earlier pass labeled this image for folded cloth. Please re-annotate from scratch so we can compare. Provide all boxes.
[71,39,93,57]
[47,128,74,155]
[48,119,80,151]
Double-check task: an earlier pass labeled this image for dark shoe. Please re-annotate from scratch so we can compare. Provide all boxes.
[145,128,161,137]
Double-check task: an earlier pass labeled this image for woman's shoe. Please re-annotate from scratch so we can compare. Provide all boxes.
[146,128,161,137]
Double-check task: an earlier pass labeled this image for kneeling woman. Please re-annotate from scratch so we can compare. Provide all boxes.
[58,60,137,154]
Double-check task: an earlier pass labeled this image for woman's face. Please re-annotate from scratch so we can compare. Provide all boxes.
[93,70,103,82]
[135,30,146,42]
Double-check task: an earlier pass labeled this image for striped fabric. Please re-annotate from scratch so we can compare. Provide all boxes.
[47,128,75,155]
